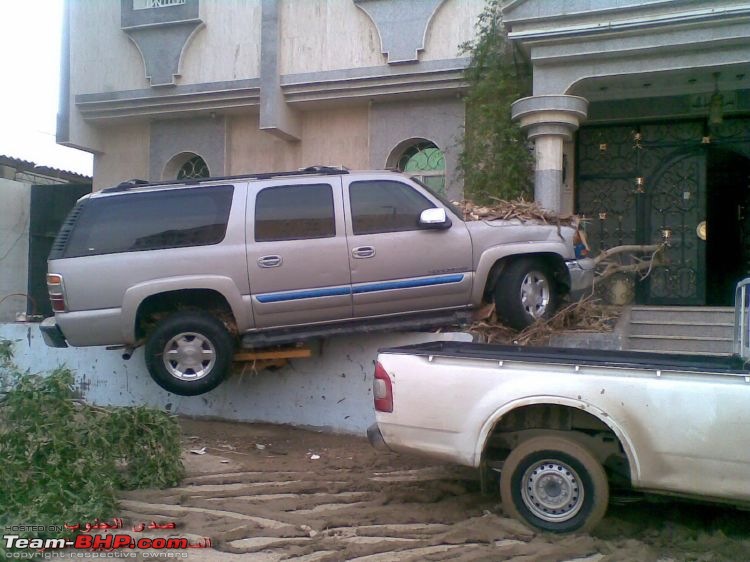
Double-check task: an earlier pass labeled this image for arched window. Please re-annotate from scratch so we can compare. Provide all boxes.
[177,155,210,179]
[395,141,446,195]
[163,152,210,180]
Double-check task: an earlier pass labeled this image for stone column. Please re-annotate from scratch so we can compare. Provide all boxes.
[511,95,588,213]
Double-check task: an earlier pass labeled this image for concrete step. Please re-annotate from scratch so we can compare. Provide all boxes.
[628,320,733,339]
[627,334,733,354]
[629,306,734,324]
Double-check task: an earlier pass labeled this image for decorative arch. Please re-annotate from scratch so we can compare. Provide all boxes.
[149,117,226,181]
[387,138,446,194]
[163,152,210,180]
[120,0,204,87]
[353,0,446,64]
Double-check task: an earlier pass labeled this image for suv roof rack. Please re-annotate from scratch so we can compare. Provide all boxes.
[101,165,351,194]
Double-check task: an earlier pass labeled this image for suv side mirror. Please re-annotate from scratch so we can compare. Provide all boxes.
[419,208,452,230]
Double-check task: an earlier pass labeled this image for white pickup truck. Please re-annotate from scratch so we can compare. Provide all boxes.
[368,280,750,534]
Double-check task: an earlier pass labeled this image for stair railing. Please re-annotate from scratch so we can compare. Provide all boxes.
[734,278,750,360]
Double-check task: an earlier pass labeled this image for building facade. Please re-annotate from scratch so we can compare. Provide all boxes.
[504,0,750,306]
[59,0,750,307]
[57,0,485,199]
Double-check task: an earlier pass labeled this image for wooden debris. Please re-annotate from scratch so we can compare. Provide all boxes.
[456,198,577,227]
[233,346,312,362]
[233,345,312,376]
[455,199,668,344]
[594,243,666,282]
[469,297,620,347]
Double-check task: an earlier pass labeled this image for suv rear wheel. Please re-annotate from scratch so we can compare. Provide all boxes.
[145,311,234,396]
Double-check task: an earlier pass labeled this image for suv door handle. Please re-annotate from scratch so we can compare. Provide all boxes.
[257,255,283,268]
[352,246,375,259]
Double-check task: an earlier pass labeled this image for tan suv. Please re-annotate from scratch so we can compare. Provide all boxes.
[41,167,593,396]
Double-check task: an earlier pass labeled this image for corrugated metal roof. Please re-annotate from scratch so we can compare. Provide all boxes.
[0,154,92,183]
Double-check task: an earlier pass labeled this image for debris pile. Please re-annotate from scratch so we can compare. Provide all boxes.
[457,198,578,227]
[469,297,621,346]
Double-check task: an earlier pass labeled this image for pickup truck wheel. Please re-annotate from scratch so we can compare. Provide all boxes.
[494,258,557,330]
[145,311,234,396]
[500,435,609,534]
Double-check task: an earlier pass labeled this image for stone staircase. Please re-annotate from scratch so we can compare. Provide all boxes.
[626,306,735,355]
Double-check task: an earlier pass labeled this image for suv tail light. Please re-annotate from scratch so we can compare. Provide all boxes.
[47,274,67,312]
[373,361,393,413]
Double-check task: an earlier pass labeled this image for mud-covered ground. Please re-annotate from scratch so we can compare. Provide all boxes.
[118,419,750,561]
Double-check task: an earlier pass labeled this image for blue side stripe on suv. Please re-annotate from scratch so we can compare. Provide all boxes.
[352,274,465,294]
[256,274,465,304]
[255,286,352,303]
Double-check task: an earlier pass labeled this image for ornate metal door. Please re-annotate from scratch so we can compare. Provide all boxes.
[577,121,710,305]
[644,151,706,304]
[577,118,750,305]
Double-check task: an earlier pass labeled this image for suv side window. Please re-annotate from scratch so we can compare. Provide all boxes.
[350,180,434,235]
[63,185,234,258]
[255,183,335,242]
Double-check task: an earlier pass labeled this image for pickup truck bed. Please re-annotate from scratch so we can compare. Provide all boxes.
[379,340,749,375]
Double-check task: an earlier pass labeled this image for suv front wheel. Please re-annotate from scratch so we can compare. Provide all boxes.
[145,311,234,396]
[494,258,558,330]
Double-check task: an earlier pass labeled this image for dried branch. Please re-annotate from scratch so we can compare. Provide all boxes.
[593,244,662,265]
[595,243,666,281]
[468,296,620,347]
[457,198,577,227]
[456,201,666,344]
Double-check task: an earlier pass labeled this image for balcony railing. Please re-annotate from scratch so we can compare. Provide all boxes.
[133,0,186,9]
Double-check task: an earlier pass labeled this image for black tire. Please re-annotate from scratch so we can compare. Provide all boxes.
[494,258,558,330]
[500,435,609,534]
[144,311,234,396]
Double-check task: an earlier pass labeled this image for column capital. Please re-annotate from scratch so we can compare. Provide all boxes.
[511,95,588,141]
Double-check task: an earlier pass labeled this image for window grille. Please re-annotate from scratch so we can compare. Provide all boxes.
[397,142,446,195]
[177,155,210,180]
[133,0,186,10]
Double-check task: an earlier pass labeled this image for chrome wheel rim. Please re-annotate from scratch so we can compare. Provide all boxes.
[520,271,550,319]
[521,459,584,523]
[163,332,216,381]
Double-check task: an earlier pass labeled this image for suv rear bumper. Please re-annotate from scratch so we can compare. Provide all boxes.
[40,317,68,348]
[566,258,595,300]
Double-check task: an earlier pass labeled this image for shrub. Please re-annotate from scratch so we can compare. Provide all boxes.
[459,0,534,202]
[0,340,184,541]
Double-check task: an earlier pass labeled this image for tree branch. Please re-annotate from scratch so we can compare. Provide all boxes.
[593,244,664,265]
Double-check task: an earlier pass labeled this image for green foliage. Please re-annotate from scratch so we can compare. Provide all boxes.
[108,405,184,490]
[0,340,184,538]
[459,0,534,203]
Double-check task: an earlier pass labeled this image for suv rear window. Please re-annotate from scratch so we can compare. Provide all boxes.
[62,185,234,258]
[255,183,335,242]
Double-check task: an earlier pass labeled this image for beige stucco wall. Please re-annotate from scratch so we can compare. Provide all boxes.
[92,122,150,190]
[228,106,370,173]
[70,1,148,94]
[91,106,369,189]
[279,0,384,75]
[279,0,482,74]
[181,0,262,84]
[67,0,148,154]
[423,0,485,61]
[300,106,370,168]
[228,115,300,174]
